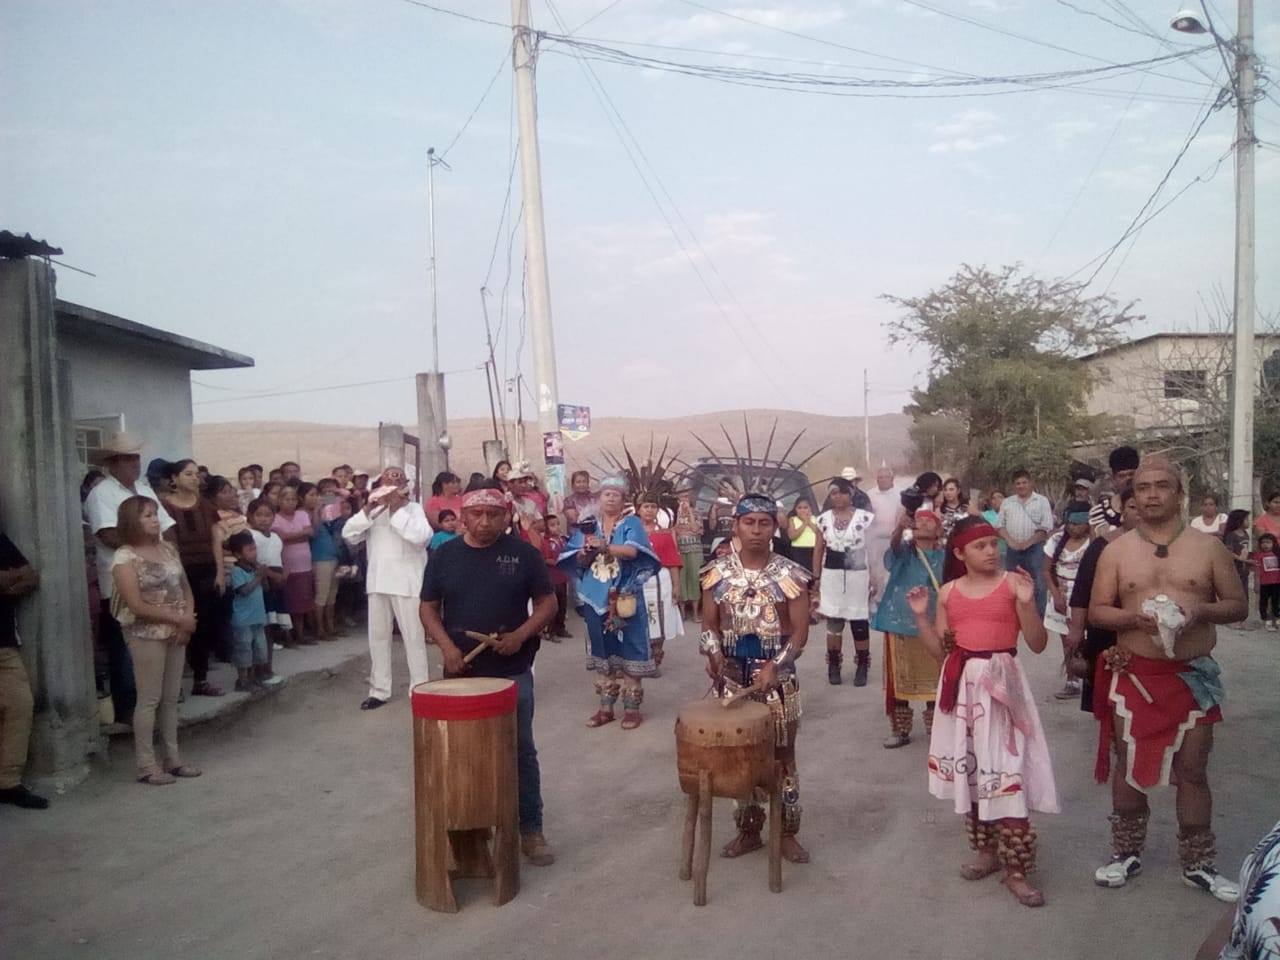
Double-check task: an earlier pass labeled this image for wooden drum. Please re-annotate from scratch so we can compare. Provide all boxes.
[675,699,776,800]
[674,698,782,905]
[411,677,520,913]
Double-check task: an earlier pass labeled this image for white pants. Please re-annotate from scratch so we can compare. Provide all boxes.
[367,593,430,701]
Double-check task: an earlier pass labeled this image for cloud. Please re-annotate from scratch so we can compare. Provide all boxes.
[646,4,847,45]
[923,109,1014,153]
[1048,118,1098,144]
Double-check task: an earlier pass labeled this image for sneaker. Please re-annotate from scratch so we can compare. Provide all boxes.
[1183,867,1240,902]
[1055,679,1083,700]
[1268,621,1278,631]
[882,732,911,749]
[1095,855,1141,888]
[0,784,50,809]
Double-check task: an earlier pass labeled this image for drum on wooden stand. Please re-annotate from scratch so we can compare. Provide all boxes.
[674,698,782,905]
[411,677,520,913]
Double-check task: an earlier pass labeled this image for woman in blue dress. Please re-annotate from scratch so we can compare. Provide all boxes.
[560,476,660,730]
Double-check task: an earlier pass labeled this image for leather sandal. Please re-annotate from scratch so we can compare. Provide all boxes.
[585,710,616,728]
[137,770,177,786]
[167,765,203,778]
[620,710,643,730]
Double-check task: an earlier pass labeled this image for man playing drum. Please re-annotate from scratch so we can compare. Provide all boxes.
[700,494,813,864]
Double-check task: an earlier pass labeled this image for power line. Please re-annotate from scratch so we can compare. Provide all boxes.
[543,0,796,401]
[193,368,483,405]
[570,0,626,36]
[1053,0,1155,41]
[397,0,506,30]
[439,45,511,160]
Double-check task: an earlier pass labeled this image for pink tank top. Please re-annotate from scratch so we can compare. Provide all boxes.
[944,575,1020,652]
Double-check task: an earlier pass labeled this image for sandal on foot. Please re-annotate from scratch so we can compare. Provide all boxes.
[167,765,202,778]
[585,710,616,728]
[190,682,225,698]
[137,770,176,786]
[721,832,764,859]
[780,836,810,864]
[620,711,643,730]
[1004,875,1046,908]
[960,857,1002,881]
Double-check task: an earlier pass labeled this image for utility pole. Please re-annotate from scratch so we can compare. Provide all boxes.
[479,287,508,449]
[862,368,871,471]
[512,0,564,506]
[417,147,451,485]
[1229,0,1256,512]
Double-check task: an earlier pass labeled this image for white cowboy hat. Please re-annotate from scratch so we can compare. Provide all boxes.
[94,431,145,462]
[508,461,536,481]
[840,466,863,483]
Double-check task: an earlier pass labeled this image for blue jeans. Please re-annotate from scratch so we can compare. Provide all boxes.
[1004,545,1048,616]
[231,624,268,668]
[512,670,543,833]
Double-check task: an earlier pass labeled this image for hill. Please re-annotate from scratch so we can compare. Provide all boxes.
[193,410,914,485]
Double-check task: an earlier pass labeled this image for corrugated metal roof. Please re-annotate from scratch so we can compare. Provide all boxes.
[1078,331,1280,362]
[55,300,254,371]
[0,230,63,259]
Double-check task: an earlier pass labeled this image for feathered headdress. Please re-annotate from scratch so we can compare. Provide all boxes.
[688,414,830,502]
[591,434,689,512]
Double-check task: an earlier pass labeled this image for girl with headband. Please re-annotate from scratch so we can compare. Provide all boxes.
[906,514,1059,908]
[1044,500,1094,701]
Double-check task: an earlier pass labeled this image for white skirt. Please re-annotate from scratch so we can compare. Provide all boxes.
[819,567,870,621]
[927,653,1060,820]
[644,568,684,642]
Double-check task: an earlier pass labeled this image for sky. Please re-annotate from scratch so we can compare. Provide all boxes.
[3,0,1279,429]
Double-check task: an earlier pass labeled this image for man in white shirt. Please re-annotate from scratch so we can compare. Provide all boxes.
[864,466,902,614]
[342,466,431,710]
[83,432,176,727]
[996,468,1055,616]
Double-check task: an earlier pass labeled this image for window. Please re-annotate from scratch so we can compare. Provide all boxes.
[75,416,124,471]
[1163,369,1207,400]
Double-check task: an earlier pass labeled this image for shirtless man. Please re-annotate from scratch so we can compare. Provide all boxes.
[1087,457,1244,902]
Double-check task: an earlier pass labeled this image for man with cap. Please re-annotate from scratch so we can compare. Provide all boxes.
[700,493,813,862]
[1090,446,1140,542]
[341,466,431,710]
[83,432,175,728]
[1087,456,1245,902]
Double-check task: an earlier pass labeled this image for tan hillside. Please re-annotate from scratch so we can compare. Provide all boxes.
[193,410,913,486]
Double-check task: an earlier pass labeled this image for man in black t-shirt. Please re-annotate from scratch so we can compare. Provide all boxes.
[420,482,558,866]
[0,526,48,809]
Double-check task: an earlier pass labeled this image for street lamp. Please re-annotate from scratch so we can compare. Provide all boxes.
[1169,10,1207,35]
[1171,2,1257,512]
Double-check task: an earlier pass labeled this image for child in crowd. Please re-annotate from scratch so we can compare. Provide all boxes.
[227,531,276,691]
[248,499,290,661]
[1251,532,1280,629]
[236,466,260,512]
[540,514,571,641]
[310,480,341,639]
[271,483,316,644]
[261,481,283,511]
[430,510,459,553]
[907,515,1058,908]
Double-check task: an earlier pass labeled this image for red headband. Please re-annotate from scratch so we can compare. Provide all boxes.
[951,522,999,551]
[462,488,510,511]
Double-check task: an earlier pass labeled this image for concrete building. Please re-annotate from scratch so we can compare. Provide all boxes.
[0,256,252,786]
[1080,332,1280,439]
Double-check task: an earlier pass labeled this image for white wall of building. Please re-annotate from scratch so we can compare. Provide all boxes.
[61,335,195,467]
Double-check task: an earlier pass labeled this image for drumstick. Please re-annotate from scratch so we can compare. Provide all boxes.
[718,682,761,708]
[461,630,500,665]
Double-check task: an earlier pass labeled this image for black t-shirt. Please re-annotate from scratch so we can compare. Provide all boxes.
[0,533,31,649]
[420,533,553,678]
[1070,536,1116,714]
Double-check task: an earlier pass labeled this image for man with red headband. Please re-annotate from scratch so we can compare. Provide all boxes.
[701,493,813,863]
[1087,456,1244,902]
[420,480,559,866]
[342,466,431,711]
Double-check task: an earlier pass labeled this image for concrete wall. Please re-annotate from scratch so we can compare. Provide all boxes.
[61,334,196,463]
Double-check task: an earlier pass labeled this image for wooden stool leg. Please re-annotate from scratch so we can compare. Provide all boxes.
[679,791,698,881]
[693,770,712,906]
[768,769,783,894]
[417,805,458,913]
[491,744,520,907]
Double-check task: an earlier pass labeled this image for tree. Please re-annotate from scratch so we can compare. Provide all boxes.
[906,415,967,473]
[884,263,1139,484]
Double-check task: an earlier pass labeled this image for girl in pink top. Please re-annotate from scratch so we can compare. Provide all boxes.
[908,515,1059,909]
[271,484,315,646]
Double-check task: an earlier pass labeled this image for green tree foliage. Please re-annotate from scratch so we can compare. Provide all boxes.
[884,264,1139,483]
[907,415,968,472]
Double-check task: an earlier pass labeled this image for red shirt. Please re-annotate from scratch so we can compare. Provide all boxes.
[1252,550,1280,586]
[647,529,683,569]
[541,534,568,585]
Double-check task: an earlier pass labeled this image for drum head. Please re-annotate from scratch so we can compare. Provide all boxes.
[412,677,513,697]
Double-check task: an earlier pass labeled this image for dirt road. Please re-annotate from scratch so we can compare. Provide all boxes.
[3,620,1275,960]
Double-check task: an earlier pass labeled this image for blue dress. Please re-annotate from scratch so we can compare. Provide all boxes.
[559,514,660,677]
